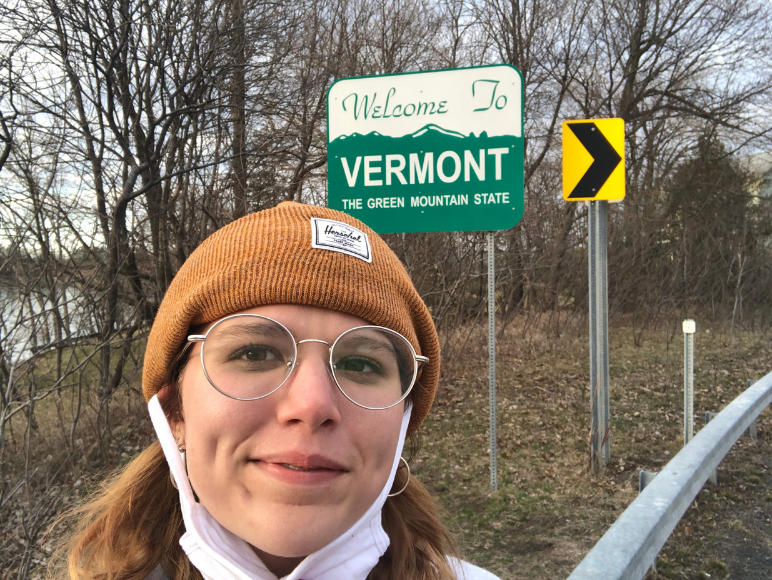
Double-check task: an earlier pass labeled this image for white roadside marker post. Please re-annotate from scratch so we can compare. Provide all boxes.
[683,320,696,445]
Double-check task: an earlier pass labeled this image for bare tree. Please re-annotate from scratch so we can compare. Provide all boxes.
[1,0,772,575]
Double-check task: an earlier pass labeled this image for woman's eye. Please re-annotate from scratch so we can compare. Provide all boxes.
[237,346,278,362]
[336,357,381,374]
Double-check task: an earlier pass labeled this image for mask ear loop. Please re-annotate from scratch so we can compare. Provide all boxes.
[149,395,197,507]
[170,446,187,490]
[387,456,410,497]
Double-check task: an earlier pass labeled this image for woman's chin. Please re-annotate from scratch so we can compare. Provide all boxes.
[223,504,353,557]
[247,527,335,559]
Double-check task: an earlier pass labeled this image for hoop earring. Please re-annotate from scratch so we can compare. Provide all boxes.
[388,457,410,497]
[170,446,186,490]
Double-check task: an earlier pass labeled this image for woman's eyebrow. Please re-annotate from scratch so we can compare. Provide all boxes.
[215,322,288,340]
[342,336,398,357]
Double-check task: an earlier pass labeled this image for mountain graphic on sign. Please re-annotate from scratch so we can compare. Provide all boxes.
[411,124,466,139]
[338,131,383,140]
[329,124,518,164]
[333,124,475,143]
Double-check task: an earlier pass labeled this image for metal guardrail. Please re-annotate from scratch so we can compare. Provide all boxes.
[567,371,772,580]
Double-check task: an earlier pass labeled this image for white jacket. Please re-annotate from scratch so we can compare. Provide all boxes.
[149,396,499,580]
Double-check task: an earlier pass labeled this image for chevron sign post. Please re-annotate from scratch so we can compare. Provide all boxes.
[562,118,625,472]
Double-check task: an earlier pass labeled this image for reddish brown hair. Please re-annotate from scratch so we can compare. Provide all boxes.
[52,368,459,579]
[54,202,458,578]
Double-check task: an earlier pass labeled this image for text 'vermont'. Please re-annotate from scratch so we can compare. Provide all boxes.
[340,148,510,187]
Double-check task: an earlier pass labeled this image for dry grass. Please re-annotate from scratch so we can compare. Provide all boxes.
[417,321,772,579]
[2,320,771,579]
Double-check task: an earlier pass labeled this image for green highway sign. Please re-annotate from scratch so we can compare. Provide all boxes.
[327,65,524,233]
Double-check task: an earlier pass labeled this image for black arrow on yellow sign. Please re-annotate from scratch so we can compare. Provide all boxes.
[566,122,622,199]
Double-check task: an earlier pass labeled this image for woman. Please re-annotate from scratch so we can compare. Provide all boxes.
[58,202,499,580]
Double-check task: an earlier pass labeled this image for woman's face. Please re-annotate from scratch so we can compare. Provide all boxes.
[173,304,405,561]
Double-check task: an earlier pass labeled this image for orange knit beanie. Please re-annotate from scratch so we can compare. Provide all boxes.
[142,201,439,434]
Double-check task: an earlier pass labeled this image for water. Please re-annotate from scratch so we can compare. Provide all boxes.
[0,285,98,364]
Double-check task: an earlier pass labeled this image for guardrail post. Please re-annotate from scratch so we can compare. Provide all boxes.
[683,320,695,445]
[746,379,757,440]
[704,412,719,485]
[712,383,759,441]
[639,470,659,493]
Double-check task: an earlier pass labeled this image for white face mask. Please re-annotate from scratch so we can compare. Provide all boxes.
[148,395,412,580]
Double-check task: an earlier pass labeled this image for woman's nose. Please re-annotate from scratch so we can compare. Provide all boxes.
[274,346,342,430]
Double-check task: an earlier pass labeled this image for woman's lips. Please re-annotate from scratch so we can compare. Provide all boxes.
[250,452,348,485]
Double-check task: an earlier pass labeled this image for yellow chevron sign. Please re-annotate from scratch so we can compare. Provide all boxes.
[562,118,625,201]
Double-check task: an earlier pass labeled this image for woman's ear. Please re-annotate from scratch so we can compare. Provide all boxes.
[170,417,186,449]
[158,384,173,407]
[158,385,186,446]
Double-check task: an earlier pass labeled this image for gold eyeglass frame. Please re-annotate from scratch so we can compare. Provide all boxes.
[187,313,429,410]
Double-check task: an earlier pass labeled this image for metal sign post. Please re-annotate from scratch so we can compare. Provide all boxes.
[683,320,695,444]
[562,118,624,473]
[588,200,611,470]
[487,231,497,490]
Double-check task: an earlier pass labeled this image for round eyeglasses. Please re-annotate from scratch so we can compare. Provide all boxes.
[187,314,429,410]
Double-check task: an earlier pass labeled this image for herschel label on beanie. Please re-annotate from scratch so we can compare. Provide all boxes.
[311,217,372,263]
